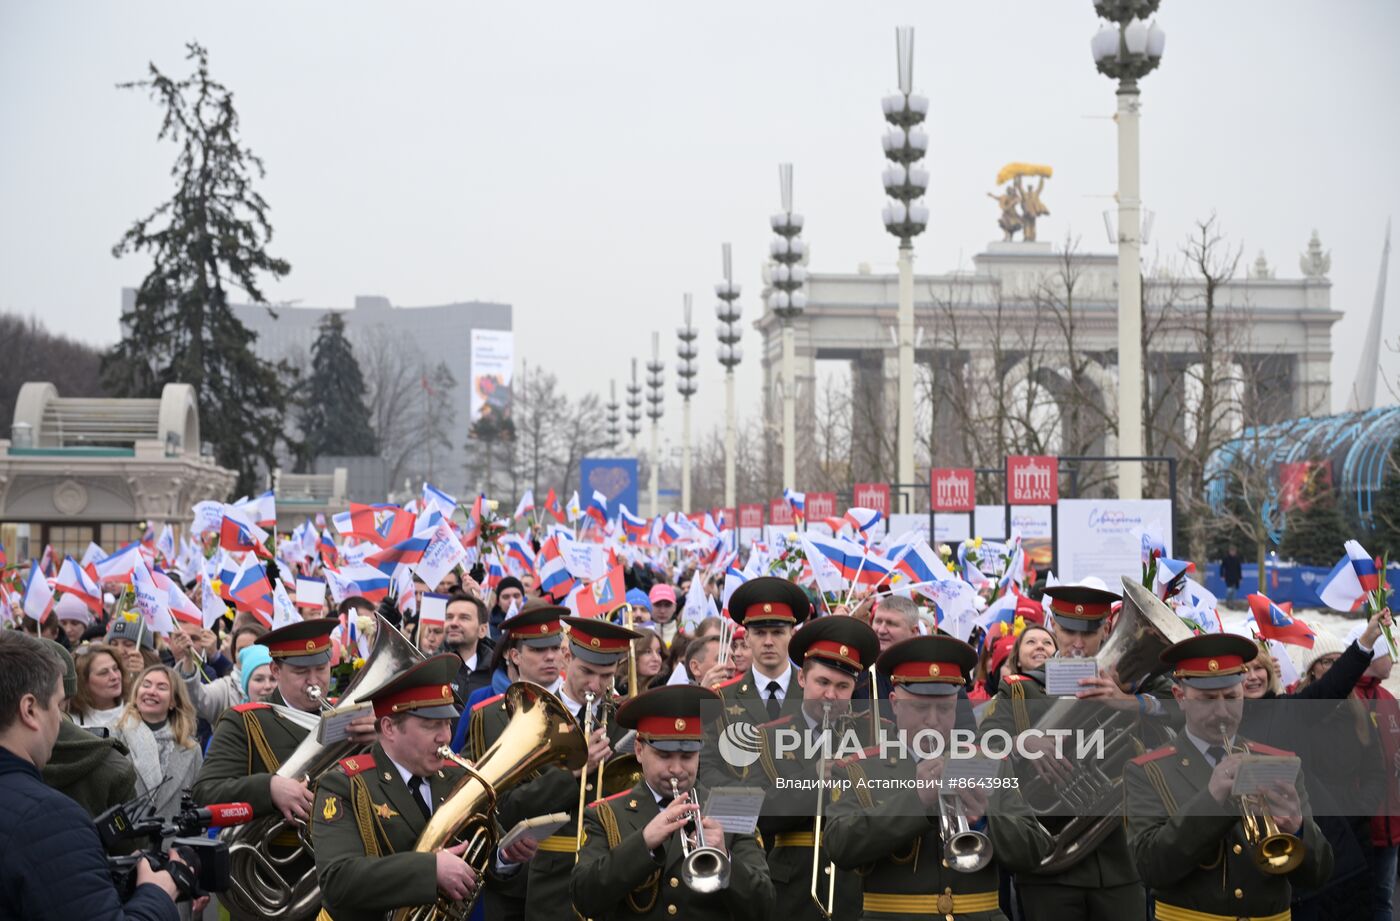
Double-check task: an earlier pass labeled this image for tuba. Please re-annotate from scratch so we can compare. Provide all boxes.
[221,615,424,921]
[1020,578,1194,874]
[389,680,588,921]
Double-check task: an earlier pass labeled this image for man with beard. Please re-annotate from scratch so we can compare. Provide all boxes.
[443,591,493,701]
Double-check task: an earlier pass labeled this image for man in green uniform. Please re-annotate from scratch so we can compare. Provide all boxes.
[1125,633,1333,921]
[825,635,1053,921]
[572,684,775,920]
[757,614,880,921]
[701,577,810,788]
[979,581,1177,921]
[464,603,636,921]
[312,652,538,921]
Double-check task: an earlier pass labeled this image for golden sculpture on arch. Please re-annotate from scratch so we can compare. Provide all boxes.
[988,163,1053,242]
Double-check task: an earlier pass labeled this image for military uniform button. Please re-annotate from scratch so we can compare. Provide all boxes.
[667,904,678,915]
[669,877,679,888]
[1233,887,1243,899]
[1232,844,1243,855]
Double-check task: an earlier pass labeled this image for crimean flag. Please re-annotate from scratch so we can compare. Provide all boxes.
[1248,593,1315,649]
[543,488,566,525]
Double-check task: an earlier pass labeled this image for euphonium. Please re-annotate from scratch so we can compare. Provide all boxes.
[938,788,993,873]
[1022,578,1194,874]
[671,778,731,894]
[389,681,588,921]
[1221,722,1305,875]
[221,615,424,921]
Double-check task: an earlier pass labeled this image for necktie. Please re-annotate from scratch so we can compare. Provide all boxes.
[576,703,588,727]
[765,681,781,720]
[1206,745,1227,767]
[409,776,432,820]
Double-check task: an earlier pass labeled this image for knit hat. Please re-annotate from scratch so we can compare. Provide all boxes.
[106,618,155,650]
[1291,628,1348,676]
[41,638,77,699]
[625,588,652,611]
[1344,621,1391,662]
[240,644,274,697]
[495,576,525,600]
[54,595,94,626]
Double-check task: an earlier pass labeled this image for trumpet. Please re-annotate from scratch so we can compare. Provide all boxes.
[670,778,730,893]
[1220,722,1305,875]
[810,702,836,918]
[574,691,597,856]
[937,786,993,873]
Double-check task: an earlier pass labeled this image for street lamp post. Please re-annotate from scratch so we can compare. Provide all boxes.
[881,25,930,514]
[1091,0,1165,501]
[768,163,807,493]
[625,359,643,452]
[645,333,665,516]
[676,295,699,513]
[605,380,621,452]
[716,242,743,509]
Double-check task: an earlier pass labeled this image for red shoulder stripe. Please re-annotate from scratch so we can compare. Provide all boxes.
[834,745,883,768]
[339,754,376,776]
[471,692,505,712]
[232,702,270,713]
[590,787,635,808]
[1245,741,1294,757]
[1129,745,1174,766]
[758,714,794,730]
[1002,675,1029,683]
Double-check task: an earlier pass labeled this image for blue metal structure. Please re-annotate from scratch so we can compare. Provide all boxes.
[1206,407,1400,542]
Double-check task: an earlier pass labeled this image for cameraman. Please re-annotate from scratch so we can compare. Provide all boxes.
[0,630,181,920]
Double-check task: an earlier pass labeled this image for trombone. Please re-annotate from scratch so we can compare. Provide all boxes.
[1219,722,1305,875]
[670,778,730,893]
[810,702,837,918]
[937,787,993,873]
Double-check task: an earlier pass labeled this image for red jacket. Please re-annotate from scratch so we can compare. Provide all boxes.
[1354,677,1400,846]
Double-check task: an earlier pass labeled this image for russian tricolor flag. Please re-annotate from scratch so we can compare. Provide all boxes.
[894,540,953,586]
[783,488,806,522]
[1318,539,1384,611]
[537,534,577,602]
[1248,593,1315,649]
[228,558,274,627]
[219,510,271,559]
[332,503,417,549]
[619,504,649,542]
[586,490,609,528]
[803,534,893,586]
[365,530,434,577]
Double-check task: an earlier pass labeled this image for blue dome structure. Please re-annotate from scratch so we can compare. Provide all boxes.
[1206,407,1400,544]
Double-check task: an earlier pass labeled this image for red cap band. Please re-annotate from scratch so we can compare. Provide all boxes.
[264,636,331,659]
[567,631,632,655]
[805,639,866,670]
[636,714,701,740]
[1049,598,1113,620]
[372,682,456,720]
[1174,654,1245,678]
[742,601,794,623]
[891,660,965,685]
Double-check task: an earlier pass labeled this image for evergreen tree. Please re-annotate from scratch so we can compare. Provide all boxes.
[1278,470,1351,565]
[104,43,292,494]
[421,361,458,482]
[299,312,376,467]
[1370,445,1400,559]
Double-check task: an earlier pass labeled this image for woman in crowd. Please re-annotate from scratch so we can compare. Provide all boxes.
[728,626,752,675]
[615,628,665,696]
[112,664,203,821]
[70,644,128,735]
[175,623,268,725]
[240,645,277,704]
[106,618,160,675]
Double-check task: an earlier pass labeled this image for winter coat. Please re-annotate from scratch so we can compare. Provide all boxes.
[113,720,203,824]
[42,716,138,819]
[0,745,177,920]
[178,667,243,725]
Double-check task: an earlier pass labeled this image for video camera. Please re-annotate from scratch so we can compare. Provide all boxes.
[96,793,252,902]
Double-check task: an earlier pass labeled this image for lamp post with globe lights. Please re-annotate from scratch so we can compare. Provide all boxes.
[1090,0,1165,500]
[881,25,930,514]
[715,243,743,510]
[645,334,665,516]
[625,360,643,452]
[605,381,621,452]
[768,163,807,493]
[675,295,699,513]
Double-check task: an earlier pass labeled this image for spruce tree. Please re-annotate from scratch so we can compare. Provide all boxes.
[299,312,376,466]
[104,43,292,494]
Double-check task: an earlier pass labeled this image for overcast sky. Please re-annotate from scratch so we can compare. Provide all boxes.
[1,1,1396,444]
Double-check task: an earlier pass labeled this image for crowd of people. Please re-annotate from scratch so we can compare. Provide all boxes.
[3,502,1400,921]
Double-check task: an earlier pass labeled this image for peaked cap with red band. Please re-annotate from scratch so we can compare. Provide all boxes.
[500,601,567,649]
[728,576,810,628]
[367,653,462,720]
[257,617,337,667]
[788,615,879,678]
[562,616,642,666]
[1042,584,1121,633]
[1161,633,1257,690]
[616,684,718,753]
[876,635,977,697]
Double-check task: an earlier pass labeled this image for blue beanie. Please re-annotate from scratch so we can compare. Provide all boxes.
[625,588,652,612]
[240,644,274,697]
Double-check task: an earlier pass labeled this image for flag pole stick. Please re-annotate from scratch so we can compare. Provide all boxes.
[842,552,870,608]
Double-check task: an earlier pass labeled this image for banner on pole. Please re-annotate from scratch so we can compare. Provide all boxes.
[931,468,976,512]
[769,499,794,526]
[578,458,639,522]
[1057,499,1173,586]
[807,492,837,521]
[469,329,514,424]
[738,503,764,529]
[853,483,890,516]
[1006,455,1058,505]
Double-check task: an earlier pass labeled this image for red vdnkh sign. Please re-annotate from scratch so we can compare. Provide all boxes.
[930,468,975,512]
[1006,455,1058,505]
[852,482,890,515]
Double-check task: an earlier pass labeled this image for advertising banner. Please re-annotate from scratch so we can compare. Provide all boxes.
[469,329,514,423]
[1056,498,1173,586]
[578,457,639,521]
